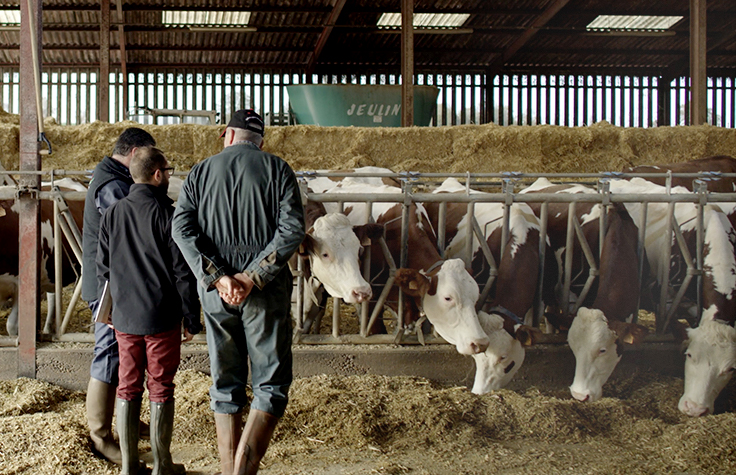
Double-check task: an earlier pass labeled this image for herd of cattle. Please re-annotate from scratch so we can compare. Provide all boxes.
[2,156,736,420]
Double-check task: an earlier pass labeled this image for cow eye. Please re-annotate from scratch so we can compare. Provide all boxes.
[322,252,329,259]
[599,348,607,354]
[444,296,452,302]
[685,352,692,359]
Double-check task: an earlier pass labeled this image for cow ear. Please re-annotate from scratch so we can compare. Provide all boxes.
[514,324,540,347]
[395,268,429,297]
[610,321,649,346]
[353,223,385,246]
[299,233,317,257]
[669,320,690,345]
[426,274,438,296]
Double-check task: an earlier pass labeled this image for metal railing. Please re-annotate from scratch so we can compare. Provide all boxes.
[1,169,735,346]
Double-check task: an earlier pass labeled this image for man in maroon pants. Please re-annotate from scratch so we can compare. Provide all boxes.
[97,146,201,475]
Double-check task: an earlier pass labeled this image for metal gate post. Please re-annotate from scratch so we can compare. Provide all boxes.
[18,0,43,378]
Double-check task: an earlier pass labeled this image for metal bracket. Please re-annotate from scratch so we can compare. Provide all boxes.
[16,185,39,200]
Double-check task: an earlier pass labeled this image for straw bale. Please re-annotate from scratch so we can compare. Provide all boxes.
[0,105,734,174]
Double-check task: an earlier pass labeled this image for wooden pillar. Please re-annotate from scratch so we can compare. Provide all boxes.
[116,0,128,120]
[19,0,42,378]
[658,75,672,126]
[401,0,414,127]
[689,0,707,125]
[100,0,110,122]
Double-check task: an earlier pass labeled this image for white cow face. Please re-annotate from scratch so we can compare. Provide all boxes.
[395,259,490,356]
[301,213,380,304]
[568,307,623,402]
[471,312,525,393]
[679,319,736,417]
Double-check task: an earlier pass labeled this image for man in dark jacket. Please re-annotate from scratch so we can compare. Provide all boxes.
[172,109,305,475]
[82,127,156,464]
[98,146,202,475]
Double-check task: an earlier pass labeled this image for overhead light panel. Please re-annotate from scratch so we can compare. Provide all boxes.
[163,11,252,28]
[0,9,20,27]
[377,12,470,30]
[586,15,683,32]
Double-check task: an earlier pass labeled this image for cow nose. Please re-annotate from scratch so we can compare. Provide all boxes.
[470,338,490,354]
[682,400,709,417]
[571,390,590,402]
[351,288,372,303]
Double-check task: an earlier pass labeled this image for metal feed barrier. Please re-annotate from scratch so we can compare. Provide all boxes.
[1,169,734,347]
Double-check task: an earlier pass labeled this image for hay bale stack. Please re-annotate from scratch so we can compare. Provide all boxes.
[1,109,735,173]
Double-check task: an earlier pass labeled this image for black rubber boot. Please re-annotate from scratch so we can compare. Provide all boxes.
[150,400,185,475]
[117,398,144,475]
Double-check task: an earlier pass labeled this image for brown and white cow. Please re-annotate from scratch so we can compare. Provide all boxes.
[679,315,736,417]
[419,178,556,390]
[609,177,736,415]
[310,179,491,356]
[625,155,736,193]
[1,178,86,336]
[521,178,649,402]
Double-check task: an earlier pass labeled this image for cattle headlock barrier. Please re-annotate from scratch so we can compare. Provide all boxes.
[1,169,735,356]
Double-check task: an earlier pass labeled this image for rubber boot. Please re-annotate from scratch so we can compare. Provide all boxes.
[150,401,186,475]
[117,398,143,475]
[214,412,243,475]
[232,409,279,475]
[87,378,122,464]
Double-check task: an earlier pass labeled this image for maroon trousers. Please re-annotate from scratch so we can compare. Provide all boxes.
[115,327,181,402]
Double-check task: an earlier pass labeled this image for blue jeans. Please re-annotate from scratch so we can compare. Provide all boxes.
[89,299,119,385]
[202,269,293,418]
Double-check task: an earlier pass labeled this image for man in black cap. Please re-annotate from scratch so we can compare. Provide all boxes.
[172,109,305,475]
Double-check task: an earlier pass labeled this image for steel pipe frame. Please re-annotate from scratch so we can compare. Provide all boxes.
[4,169,736,345]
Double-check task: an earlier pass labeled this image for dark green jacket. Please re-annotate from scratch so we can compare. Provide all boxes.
[172,142,305,292]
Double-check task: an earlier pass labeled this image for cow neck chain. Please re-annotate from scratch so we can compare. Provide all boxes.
[490,305,524,326]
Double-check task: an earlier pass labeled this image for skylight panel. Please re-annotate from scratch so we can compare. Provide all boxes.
[377,12,470,29]
[0,10,20,25]
[586,15,683,31]
[162,11,251,27]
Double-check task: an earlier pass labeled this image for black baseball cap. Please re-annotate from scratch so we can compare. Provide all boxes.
[220,109,265,137]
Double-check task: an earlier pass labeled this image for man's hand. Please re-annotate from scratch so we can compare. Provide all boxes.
[232,272,255,298]
[183,329,194,342]
[214,275,248,305]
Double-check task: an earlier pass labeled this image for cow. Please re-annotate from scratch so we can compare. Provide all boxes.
[608,177,736,415]
[1,178,86,336]
[306,178,491,356]
[625,155,736,193]
[520,178,649,402]
[417,178,556,391]
[295,202,384,332]
[678,314,736,417]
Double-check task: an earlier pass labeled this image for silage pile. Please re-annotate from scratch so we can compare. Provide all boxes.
[0,109,735,174]
[1,369,735,474]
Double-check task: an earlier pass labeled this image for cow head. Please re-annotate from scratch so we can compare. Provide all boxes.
[395,259,490,356]
[300,213,383,304]
[678,316,736,417]
[471,312,525,393]
[567,307,648,402]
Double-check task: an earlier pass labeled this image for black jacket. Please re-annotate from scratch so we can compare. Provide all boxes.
[97,183,202,336]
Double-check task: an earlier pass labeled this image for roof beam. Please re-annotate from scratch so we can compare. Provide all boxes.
[307,0,347,75]
[663,20,736,79]
[486,0,571,78]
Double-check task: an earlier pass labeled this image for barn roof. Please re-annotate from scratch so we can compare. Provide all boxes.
[0,0,734,77]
